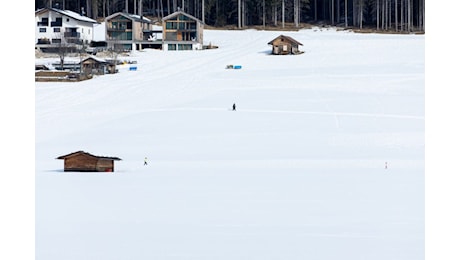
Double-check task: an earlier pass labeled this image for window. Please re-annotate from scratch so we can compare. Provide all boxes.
[39,28,46,33]
[168,44,177,50]
[178,44,192,50]
[166,22,177,29]
[53,28,60,33]
[37,17,48,26]
[179,15,190,21]
[51,17,62,27]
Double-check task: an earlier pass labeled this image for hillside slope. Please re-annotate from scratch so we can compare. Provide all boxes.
[35,28,425,260]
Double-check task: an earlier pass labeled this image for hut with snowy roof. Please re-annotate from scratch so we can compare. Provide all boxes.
[268,35,304,55]
[56,151,121,172]
[81,56,116,75]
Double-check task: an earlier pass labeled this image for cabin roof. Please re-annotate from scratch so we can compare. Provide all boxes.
[82,56,107,64]
[105,12,152,23]
[268,35,303,46]
[56,151,121,160]
[162,10,203,24]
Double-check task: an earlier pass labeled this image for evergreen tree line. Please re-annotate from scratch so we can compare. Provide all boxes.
[36,0,424,32]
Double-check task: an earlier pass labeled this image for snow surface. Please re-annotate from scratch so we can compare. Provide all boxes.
[35,28,424,260]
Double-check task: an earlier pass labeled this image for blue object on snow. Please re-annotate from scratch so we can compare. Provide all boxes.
[129,66,137,71]
[234,65,242,69]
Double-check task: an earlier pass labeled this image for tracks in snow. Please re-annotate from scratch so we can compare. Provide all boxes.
[145,107,424,120]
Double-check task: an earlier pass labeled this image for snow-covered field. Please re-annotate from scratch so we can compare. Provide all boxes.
[35,28,424,260]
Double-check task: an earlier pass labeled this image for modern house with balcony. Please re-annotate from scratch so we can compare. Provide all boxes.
[35,8,98,52]
[105,12,160,51]
[162,10,204,51]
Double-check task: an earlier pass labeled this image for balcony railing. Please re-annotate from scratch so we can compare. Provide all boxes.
[37,38,51,44]
[64,32,80,38]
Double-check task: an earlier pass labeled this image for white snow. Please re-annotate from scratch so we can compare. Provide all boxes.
[34,28,424,260]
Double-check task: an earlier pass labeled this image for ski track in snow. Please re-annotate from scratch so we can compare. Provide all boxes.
[144,107,424,120]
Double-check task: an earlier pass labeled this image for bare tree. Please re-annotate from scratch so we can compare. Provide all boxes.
[282,0,285,28]
[238,0,241,28]
[202,0,204,24]
[263,0,266,27]
[377,0,379,29]
[407,0,411,31]
[345,0,348,27]
[394,0,398,31]
[420,0,424,31]
[92,0,98,19]
[160,0,164,18]
[359,0,363,29]
[294,0,298,27]
[330,0,334,25]
[400,0,404,31]
[242,0,245,28]
[54,33,71,71]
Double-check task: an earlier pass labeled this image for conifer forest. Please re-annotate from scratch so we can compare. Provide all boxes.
[35,0,425,33]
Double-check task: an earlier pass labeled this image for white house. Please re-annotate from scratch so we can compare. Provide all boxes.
[35,7,98,50]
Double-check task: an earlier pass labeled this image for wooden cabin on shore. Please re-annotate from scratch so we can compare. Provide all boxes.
[268,35,304,55]
[56,151,121,172]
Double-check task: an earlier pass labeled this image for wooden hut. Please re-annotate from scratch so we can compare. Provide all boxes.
[81,56,116,75]
[268,35,304,55]
[56,151,121,172]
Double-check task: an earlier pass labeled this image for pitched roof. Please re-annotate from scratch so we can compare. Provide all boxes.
[82,56,108,64]
[162,10,203,24]
[268,35,303,46]
[105,12,152,23]
[56,151,121,160]
[35,8,98,24]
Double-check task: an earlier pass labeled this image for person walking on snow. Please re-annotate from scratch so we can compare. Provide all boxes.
[232,103,236,111]
[144,157,148,165]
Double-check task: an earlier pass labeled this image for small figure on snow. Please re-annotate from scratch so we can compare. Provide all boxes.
[385,161,388,169]
[232,103,236,111]
[144,157,148,166]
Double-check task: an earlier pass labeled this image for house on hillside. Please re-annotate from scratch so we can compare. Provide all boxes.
[81,56,117,75]
[268,35,304,55]
[162,9,204,51]
[35,7,98,53]
[56,151,121,172]
[105,12,160,51]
